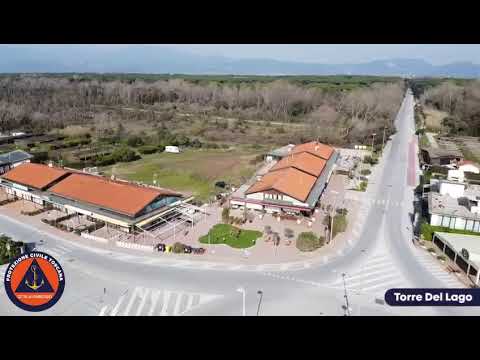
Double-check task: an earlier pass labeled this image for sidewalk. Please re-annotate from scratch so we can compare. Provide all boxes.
[0,195,365,271]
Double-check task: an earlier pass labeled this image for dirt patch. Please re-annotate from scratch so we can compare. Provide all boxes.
[424,107,448,131]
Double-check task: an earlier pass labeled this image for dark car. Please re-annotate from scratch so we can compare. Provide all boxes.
[155,243,166,252]
[215,181,227,189]
[192,247,206,255]
[184,245,192,254]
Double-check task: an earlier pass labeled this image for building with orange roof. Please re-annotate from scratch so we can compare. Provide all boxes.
[231,141,338,215]
[0,163,71,206]
[0,163,190,233]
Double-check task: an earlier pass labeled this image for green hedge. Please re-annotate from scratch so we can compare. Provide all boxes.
[138,145,158,154]
[421,221,480,241]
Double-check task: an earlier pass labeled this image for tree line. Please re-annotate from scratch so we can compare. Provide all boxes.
[0,76,405,145]
[419,80,480,136]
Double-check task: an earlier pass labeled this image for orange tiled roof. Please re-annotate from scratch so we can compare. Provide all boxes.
[245,167,317,202]
[291,141,334,160]
[49,173,180,217]
[270,152,326,177]
[1,163,70,190]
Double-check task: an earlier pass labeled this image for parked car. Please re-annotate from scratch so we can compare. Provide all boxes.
[192,247,206,255]
[184,245,192,254]
[154,243,166,252]
[215,181,227,189]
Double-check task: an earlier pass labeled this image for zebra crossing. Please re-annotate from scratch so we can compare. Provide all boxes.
[98,286,223,316]
[328,253,411,295]
[415,250,464,288]
[328,249,464,295]
[36,244,74,261]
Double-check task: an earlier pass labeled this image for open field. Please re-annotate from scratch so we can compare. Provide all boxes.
[423,107,448,131]
[101,148,264,201]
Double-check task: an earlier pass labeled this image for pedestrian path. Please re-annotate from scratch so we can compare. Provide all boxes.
[98,286,223,316]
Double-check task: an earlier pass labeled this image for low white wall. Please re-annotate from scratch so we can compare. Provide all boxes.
[80,232,108,244]
[116,241,154,252]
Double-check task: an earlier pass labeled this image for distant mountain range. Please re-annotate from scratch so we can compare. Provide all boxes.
[0,45,479,78]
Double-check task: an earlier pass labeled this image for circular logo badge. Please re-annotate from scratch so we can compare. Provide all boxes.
[3,251,65,312]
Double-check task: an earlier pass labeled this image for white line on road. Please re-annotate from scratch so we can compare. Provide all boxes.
[160,291,172,316]
[148,290,162,316]
[110,292,128,316]
[173,293,184,316]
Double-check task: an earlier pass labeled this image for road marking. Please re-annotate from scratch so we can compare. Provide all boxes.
[55,244,72,253]
[160,291,172,316]
[346,273,400,288]
[173,293,184,316]
[44,249,63,259]
[110,292,128,316]
[229,265,245,271]
[98,306,109,316]
[148,290,162,316]
[183,294,194,314]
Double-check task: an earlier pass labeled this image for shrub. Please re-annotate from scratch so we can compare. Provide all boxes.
[0,235,23,265]
[332,214,347,238]
[296,232,321,252]
[138,145,158,154]
[172,242,185,254]
[420,221,433,241]
[126,134,145,147]
[360,169,371,176]
[363,155,378,165]
[358,181,368,191]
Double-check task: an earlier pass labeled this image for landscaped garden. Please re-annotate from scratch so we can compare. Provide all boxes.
[199,224,262,249]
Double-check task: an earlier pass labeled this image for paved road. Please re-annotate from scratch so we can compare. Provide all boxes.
[1,90,477,316]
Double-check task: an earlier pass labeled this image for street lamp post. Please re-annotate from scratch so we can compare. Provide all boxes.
[256,290,263,316]
[382,125,386,151]
[342,273,351,316]
[237,287,246,316]
[329,191,339,245]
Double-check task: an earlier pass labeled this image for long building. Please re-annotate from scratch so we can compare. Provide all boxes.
[0,163,185,232]
[230,141,338,215]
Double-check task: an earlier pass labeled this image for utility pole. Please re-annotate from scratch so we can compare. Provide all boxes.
[382,125,386,151]
[371,132,377,154]
[256,290,263,316]
[342,273,351,316]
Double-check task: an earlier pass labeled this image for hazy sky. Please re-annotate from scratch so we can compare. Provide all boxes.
[158,44,480,65]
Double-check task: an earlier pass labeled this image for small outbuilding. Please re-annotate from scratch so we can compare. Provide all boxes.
[165,146,180,153]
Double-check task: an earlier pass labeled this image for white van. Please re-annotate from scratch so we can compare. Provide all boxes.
[165,146,180,153]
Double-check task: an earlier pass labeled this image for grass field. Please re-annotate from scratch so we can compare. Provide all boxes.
[101,148,263,201]
[199,224,262,249]
[423,107,448,131]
